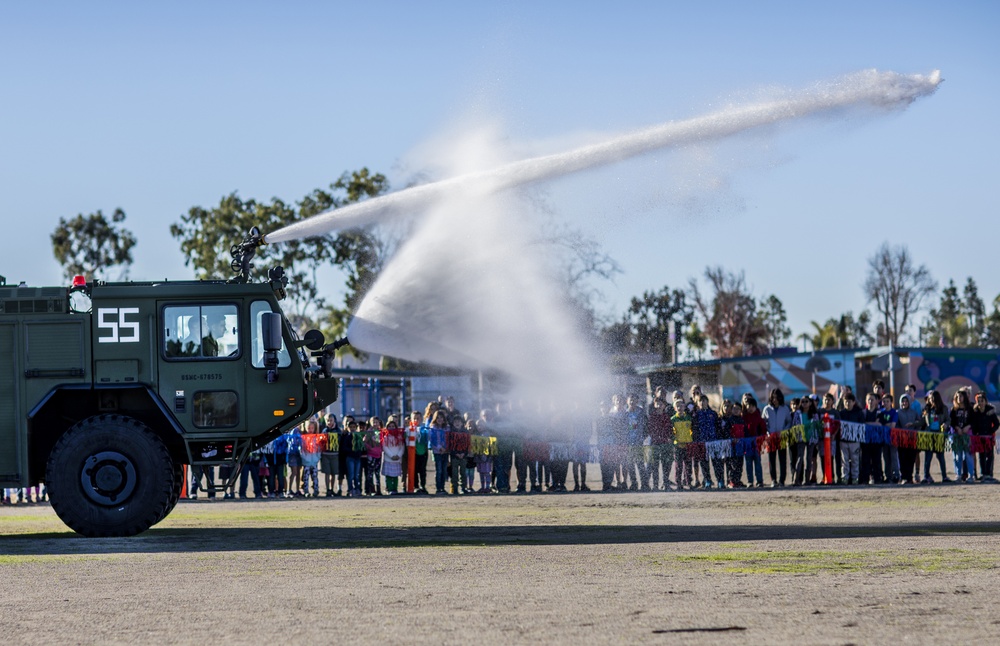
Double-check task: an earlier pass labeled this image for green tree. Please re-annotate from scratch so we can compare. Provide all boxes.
[809,311,873,349]
[170,168,389,334]
[684,321,707,361]
[963,277,986,346]
[626,286,693,361]
[809,319,844,349]
[599,320,633,355]
[985,294,1000,347]
[926,279,967,347]
[51,208,136,281]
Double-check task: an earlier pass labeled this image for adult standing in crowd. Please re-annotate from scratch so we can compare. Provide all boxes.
[762,388,792,487]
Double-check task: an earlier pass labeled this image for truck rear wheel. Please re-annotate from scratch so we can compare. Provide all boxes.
[46,415,176,537]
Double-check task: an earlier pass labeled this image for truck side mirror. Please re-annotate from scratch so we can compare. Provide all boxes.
[260,313,282,352]
[260,312,282,381]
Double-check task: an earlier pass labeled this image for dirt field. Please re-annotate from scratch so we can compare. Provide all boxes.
[2,483,999,645]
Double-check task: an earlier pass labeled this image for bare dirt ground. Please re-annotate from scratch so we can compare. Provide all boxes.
[2,482,999,645]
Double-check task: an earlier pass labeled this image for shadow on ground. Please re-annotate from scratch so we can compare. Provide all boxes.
[2,521,997,555]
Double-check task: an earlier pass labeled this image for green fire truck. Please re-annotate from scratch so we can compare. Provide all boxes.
[0,228,344,536]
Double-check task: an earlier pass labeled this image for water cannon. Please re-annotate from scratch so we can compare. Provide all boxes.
[309,336,351,379]
[229,226,267,284]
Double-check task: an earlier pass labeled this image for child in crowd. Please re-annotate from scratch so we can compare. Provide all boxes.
[742,397,766,488]
[818,393,842,484]
[972,392,999,482]
[571,405,592,492]
[950,390,975,482]
[672,398,694,489]
[762,388,792,488]
[320,413,340,497]
[300,419,322,497]
[412,410,429,493]
[474,419,494,493]
[791,397,819,486]
[286,425,303,497]
[839,393,864,485]
[343,418,364,497]
[647,397,675,490]
[449,415,469,494]
[895,394,922,484]
[877,394,900,484]
[719,399,743,488]
[694,395,720,489]
[464,420,478,491]
[922,391,951,483]
[859,393,882,485]
[608,394,627,490]
[596,401,617,491]
[430,410,450,494]
[381,415,405,495]
[624,395,649,491]
[337,415,354,496]
[365,417,384,496]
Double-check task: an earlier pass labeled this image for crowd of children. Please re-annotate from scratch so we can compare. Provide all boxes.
[5,385,997,506]
[176,383,998,500]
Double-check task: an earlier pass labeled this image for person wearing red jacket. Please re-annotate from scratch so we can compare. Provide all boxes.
[741,396,767,488]
[647,397,675,490]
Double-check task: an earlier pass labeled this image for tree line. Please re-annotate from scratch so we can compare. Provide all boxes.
[48,183,999,364]
[601,242,1000,363]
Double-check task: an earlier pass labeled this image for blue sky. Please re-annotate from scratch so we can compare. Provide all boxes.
[2,1,997,344]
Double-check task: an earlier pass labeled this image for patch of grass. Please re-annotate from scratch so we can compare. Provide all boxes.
[0,554,115,566]
[649,548,1000,575]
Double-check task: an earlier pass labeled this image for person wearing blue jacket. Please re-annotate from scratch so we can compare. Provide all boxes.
[693,395,721,488]
[271,431,289,497]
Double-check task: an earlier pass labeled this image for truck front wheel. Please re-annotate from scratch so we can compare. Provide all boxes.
[46,415,176,537]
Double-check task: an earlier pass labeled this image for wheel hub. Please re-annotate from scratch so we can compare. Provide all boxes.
[81,451,137,505]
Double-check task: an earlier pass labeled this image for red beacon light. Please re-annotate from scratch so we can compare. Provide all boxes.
[71,275,87,289]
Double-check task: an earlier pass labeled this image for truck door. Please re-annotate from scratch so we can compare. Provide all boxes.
[157,303,246,435]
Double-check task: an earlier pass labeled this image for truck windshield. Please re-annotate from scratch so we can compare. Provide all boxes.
[250,301,291,368]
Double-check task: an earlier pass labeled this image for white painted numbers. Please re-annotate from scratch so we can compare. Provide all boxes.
[97,307,140,343]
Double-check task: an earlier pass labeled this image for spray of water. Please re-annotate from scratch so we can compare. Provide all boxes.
[265,69,941,243]
[265,69,941,415]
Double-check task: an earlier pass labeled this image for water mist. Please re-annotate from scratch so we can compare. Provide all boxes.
[264,69,941,418]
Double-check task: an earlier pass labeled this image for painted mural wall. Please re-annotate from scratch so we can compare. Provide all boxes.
[908,350,1000,402]
[718,351,856,402]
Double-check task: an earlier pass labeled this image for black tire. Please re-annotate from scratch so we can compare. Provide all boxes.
[155,461,184,524]
[46,414,176,537]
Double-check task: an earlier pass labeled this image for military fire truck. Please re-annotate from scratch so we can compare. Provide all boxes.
[0,228,344,536]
